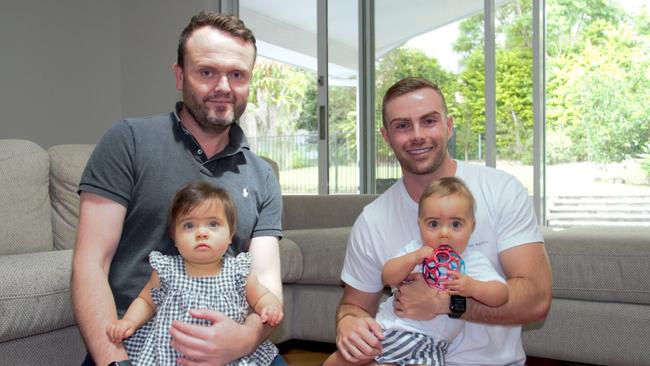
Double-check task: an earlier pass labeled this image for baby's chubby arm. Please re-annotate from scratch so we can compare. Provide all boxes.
[246,272,284,327]
[106,270,160,343]
[382,246,435,286]
[444,270,509,307]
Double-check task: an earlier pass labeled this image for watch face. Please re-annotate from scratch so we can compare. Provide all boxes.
[451,295,466,312]
[449,295,466,318]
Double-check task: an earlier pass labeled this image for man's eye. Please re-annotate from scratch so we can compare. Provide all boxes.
[200,70,214,77]
[395,122,409,130]
[422,117,437,126]
[229,71,242,79]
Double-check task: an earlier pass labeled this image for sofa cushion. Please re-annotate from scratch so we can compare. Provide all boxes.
[0,139,52,255]
[542,226,650,305]
[0,250,75,342]
[48,144,95,250]
[284,227,350,285]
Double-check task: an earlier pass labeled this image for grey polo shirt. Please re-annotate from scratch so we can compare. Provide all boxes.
[79,102,282,315]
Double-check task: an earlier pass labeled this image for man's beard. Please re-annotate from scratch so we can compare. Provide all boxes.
[183,88,246,134]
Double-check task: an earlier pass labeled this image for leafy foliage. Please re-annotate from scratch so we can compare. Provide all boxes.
[246,0,650,170]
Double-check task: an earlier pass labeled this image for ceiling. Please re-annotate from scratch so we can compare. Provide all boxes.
[240,0,501,81]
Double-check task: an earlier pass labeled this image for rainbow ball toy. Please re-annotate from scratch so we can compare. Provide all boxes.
[422,245,466,289]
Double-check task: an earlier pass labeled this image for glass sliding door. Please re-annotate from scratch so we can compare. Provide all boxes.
[544,0,650,227]
[374,1,488,193]
[328,0,360,193]
[239,0,320,193]
[495,0,535,195]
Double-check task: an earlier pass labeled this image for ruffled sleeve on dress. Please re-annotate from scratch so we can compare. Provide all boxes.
[233,252,253,277]
[149,251,174,307]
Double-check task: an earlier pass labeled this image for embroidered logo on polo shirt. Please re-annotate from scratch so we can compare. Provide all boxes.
[242,187,249,198]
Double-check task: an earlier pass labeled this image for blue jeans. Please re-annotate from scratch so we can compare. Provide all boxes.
[82,354,288,365]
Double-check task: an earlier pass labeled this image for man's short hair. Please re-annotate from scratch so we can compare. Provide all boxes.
[382,77,449,127]
[177,11,257,69]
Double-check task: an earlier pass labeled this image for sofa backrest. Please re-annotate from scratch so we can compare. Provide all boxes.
[0,139,53,255]
[282,194,378,231]
[48,144,96,250]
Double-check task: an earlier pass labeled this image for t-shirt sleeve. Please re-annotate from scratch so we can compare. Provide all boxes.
[252,162,282,239]
[495,176,544,252]
[465,251,506,283]
[341,213,385,293]
[78,121,136,207]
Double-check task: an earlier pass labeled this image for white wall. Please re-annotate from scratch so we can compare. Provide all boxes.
[0,0,217,148]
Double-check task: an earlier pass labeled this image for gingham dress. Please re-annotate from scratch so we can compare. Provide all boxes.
[124,251,278,365]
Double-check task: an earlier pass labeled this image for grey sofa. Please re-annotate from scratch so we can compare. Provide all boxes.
[1,139,649,366]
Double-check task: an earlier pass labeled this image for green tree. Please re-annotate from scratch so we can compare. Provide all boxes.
[547,19,650,163]
[454,1,535,162]
[248,59,313,136]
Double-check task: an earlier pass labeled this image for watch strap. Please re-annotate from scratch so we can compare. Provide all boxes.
[108,361,133,366]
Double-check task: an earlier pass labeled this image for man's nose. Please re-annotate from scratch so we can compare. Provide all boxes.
[214,74,231,92]
[410,124,425,141]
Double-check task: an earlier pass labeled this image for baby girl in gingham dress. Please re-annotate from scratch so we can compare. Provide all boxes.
[106,182,283,365]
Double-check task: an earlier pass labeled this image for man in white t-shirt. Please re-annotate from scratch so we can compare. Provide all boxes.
[331,77,552,365]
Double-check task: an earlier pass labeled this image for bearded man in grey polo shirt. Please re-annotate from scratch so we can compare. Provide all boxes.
[71,11,285,366]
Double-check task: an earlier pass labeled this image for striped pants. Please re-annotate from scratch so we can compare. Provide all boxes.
[375,329,449,365]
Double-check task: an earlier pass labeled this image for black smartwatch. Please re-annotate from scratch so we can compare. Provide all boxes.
[448,295,466,318]
[108,361,133,366]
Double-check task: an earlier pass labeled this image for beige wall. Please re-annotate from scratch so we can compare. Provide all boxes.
[0,0,215,148]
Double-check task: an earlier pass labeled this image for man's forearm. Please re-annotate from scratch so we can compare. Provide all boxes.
[336,302,373,325]
[464,276,550,325]
[72,267,128,364]
[241,312,269,355]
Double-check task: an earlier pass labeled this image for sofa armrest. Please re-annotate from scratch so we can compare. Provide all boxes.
[283,227,350,285]
[0,250,75,342]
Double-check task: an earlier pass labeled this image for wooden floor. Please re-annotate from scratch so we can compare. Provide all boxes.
[279,341,334,366]
[278,340,593,366]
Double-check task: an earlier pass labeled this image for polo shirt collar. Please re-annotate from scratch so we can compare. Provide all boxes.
[172,101,250,163]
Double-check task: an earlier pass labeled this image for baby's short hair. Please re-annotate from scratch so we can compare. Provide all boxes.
[168,181,237,238]
[419,177,476,220]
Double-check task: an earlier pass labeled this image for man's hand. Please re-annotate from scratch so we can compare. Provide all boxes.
[335,314,383,363]
[170,309,259,366]
[394,273,450,320]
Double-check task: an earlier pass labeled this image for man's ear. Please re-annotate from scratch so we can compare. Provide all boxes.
[380,126,389,143]
[173,63,183,92]
[446,115,455,141]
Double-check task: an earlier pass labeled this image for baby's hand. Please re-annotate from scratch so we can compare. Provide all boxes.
[260,305,284,327]
[417,246,436,262]
[106,319,137,343]
[443,270,475,297]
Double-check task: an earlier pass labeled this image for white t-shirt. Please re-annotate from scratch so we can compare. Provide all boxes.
[376,239,505,341]
[341,160,543,366]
